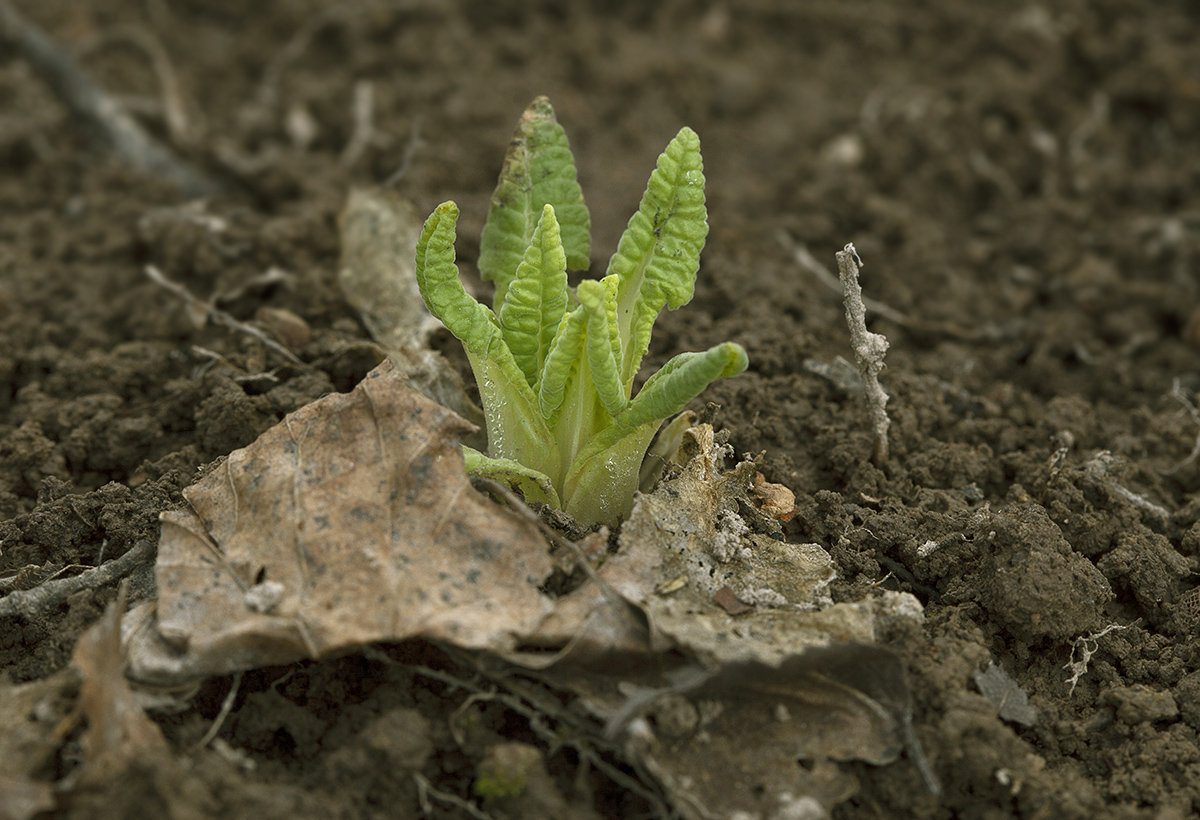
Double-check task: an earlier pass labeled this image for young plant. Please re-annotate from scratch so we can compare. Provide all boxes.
[416,97,747,527]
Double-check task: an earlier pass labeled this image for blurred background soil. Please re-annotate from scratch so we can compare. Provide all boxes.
[3,1,1200,817]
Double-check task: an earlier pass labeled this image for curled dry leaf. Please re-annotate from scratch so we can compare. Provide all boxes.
[751,470,796,521]
[524,425,932,817]
[72,588,168,785]
[337,188,436,351]
[128,360,553,684]
[0,670,73,820]
[336,186,486,443]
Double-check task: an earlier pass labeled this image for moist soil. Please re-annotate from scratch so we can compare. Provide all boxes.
[3,1,1200,818]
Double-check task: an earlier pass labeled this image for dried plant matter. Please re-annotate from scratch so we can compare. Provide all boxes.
[73,585,169,786]
[836,243,891,462]
[128,360,554,684]
[336,187,486,442]
[0,0,218,195]
[525,426,936,815]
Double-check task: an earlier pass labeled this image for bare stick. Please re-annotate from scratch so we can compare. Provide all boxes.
[780,231,910,326]
[78,24,191,143]
[383,116,423,188]
[144,265,308,368]
[411,772,496,820]
[193,671,244,750]
[340,79,374,167]
[0,539,154,621]
[836,243,891,462]
[0,0,218,196]
[254,0,359,114]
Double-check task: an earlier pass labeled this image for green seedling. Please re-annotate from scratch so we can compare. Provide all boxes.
[416,97,748,527]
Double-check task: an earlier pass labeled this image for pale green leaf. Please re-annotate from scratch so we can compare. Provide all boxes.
[462,446,561,510]
[497,204,569,389]
[415,202,506,359]
[536,305,588,423]
[479,97,591,308]
[577,276,626,417]
[562,421,659,526]
[415,201,551,466]
[564,341,748,495]
[605,127,708,390]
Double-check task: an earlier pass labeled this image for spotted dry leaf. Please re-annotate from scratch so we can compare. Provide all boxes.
[131,360,554,683]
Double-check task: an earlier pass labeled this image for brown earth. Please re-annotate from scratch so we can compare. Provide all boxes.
[3,1,1200,818]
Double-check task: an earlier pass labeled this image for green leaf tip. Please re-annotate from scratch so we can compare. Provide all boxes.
[608,126,709,391]
[418,104,748,527]
[498,203,569,389]
[480,96,591,310]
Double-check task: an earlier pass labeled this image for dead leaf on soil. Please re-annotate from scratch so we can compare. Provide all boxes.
[121,373,928,818]
[522,426,930,818]
[337,187,435,351]
[72,586,168,784]
[336,186,486,442]
[623,645,912,819]
[974,661,1038,727]
[0,669,73,820]
[127,360,554,684]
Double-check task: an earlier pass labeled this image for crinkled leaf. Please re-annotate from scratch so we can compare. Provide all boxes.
[619,342,748,431]
[415,201,551,464]
[606,127,708,390]
[415,201,501,360]
[563,342,748,516]
[130,361,556,683]
[480,97,590,308]
[463,446,561,510]
[498,204,569,389]
[578,276,626,417]
[537,305,588,423]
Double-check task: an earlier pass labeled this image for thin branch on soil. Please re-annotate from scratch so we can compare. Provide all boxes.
[383,116,423,188]
[836,243,891,462]
[77,23,191,143]
[193,671,244,750]
[252,0,362,115]
[0,0,219,196]
[1165,378,1200,474]
[340,79,374,166]
[780,231,1007,343]
[411,772,496,820]
[0,539,154,621]
[1083,451,1174,534]
[1064,623,1130,696]
[780,231,910,326]
[144,265,308,368]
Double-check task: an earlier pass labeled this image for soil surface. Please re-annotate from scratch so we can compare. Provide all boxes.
[4,1,1200,818]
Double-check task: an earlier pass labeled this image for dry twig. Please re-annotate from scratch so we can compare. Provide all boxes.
[144,264,308,368]
[340,79,374,167]
[0,539,154,621]
[836,243,891,462]
[0,0,219,195]
[77,23,191,143]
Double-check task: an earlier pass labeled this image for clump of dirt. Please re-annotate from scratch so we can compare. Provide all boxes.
[4,0,1200,818]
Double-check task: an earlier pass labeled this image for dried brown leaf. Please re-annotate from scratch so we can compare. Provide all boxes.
[130,361,553,684]
[0,670,72,820]
[73,588,168,785]
[337,188,432,351]
[527,425,931,817]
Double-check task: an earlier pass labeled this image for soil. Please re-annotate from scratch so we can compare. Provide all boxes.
[3,0,1200,818]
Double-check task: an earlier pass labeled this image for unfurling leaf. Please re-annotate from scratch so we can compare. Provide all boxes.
[479,96,590,308]
[416,98,747,526]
